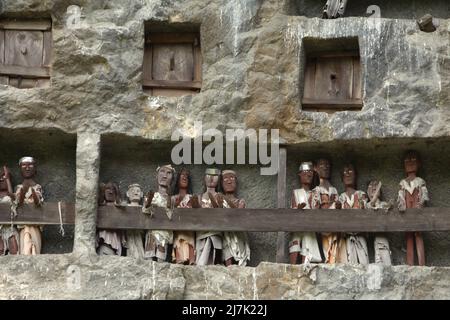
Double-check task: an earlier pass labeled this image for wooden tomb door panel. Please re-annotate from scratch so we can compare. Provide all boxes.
[1,29,50,88]
[313,56,354,101]
[302,57,316,100]
[152,44,194,81]
[0,30,7,85]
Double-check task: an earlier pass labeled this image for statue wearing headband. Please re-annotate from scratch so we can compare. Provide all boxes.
[0,165,19,255]
[124,183,145,259]
[338,164,369,265]
[312,158,345,264]
[96,182,126,256]
[367,180,392,266]
[289,162,322,264]
[142,164,175,262]
[171,168,196,265]
[220,170,251,266]
[398,150,428,266]
[15,157,44,255]
[192,168,223,265]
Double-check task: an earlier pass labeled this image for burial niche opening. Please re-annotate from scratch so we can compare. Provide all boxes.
[142,22,202,97]
[0,18,52,89]
[0,128,76,255]
[302,37,362,112]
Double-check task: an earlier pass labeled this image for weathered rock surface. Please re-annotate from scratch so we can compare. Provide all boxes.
[1,255,450,300]
[0,0,447,143]
[0,0,449,300]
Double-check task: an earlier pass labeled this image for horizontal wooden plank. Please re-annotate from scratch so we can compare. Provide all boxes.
[96,206,450,232]
[0,20,51,31]
[2,202,450,232]
[0,64,50,78]
[143,79,201,89]
[146,33,198,44]
[0,202,74,225]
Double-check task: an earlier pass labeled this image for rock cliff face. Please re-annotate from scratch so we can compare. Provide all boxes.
[0,0,448,141]
[0,0,449,299]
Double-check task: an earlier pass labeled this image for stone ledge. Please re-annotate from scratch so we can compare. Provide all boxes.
[1,254,449,299]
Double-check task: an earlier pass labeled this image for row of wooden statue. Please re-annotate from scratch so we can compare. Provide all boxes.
[0,150,428,267]
[288,150,427,267]
[97,166,250,266]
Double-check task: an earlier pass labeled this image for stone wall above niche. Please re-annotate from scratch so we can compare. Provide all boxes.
[0,1,447,144]
[99,133,277,265]
[301,37,362,112]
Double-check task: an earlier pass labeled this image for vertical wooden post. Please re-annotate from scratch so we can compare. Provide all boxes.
[276,146,288,263]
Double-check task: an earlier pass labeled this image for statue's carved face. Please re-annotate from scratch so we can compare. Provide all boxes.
[222,173,236,194]
[104,184,117,203]
[157,167,174,188]
[299,169,314,186]
[404,152,420,174]
[20,161,36,179]
[127,186,143,202]
[342,165,356,187]
[205,174,219,189]
[315,159,331,179]
[367,180,380,201]
[178,171,189,189]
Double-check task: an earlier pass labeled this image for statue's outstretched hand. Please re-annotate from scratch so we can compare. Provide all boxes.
[297,203,307,210]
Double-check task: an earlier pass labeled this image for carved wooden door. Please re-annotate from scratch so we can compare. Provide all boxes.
[0,19,52,88]
[143,32,202,97]
[302,52,362,111]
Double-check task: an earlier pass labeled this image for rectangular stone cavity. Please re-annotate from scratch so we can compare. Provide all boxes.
[286,0,449,19]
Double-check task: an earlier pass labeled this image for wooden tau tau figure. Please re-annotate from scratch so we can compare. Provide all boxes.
[193,168,223,265]
[289,162,322,264]
[171,168,196,265]
[16,157,44,255]
[142,164,175,262]
[96,182,126,256]
[312,158,345,264]
[322,0,347,19]
[339,164,369,265]
[125,183,145,259]
[398,151,429,266]
[0,166,19,255]
[220,170,251,266]
[367,180,392,266]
